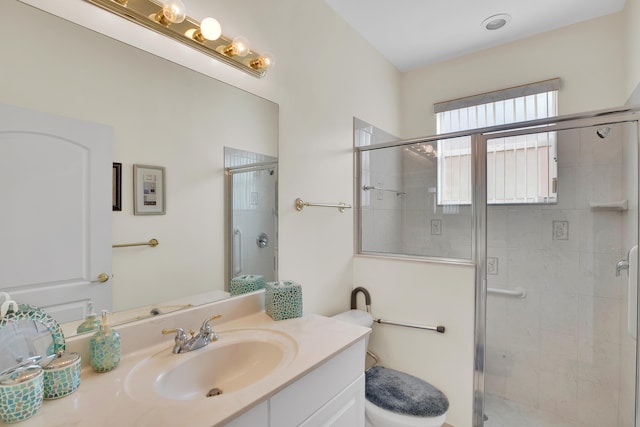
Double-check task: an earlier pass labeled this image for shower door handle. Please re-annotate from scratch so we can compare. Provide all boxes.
[233,228,242,275]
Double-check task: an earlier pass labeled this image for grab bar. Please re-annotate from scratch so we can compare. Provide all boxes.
[374,318,445,334]
[295,198,352,213]
[112,238,159,248]
[233,228,242,275]
[348,287,445,334]
[589,200,628,211]
[362,185,406,196]
[487,287,527,298]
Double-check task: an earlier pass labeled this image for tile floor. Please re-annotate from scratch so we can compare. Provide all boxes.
[484,393,584,427]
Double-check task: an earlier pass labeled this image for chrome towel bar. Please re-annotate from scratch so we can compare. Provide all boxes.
[374,318,445,334]
[295,198,352,213]
[362,185,406,196]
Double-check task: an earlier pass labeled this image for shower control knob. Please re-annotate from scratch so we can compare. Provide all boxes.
[257,233,269,248]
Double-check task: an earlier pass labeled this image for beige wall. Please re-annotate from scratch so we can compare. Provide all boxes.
[354,257,476,426]
[401,12,627,139]
[625,0,640,100]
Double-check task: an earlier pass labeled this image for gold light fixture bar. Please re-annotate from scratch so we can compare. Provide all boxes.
[83,0,269,78]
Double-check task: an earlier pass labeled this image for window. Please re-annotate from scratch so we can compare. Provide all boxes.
[435,79,559,205]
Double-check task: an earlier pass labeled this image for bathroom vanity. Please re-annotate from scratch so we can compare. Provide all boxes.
[7,292,369,426]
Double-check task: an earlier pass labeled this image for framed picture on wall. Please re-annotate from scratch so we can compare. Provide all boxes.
[112,162,122,211]
[133,164,166,215]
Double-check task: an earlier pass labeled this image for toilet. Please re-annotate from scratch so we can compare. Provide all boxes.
[332,308,449,427]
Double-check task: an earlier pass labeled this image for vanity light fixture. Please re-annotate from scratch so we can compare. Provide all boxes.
[83,0,275,77]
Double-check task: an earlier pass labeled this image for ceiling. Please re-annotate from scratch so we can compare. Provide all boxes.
[324,0,626,72]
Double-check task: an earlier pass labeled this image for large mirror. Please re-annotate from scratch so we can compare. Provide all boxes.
[1,1,278,336]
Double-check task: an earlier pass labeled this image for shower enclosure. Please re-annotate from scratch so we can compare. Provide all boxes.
[355,107,640,427]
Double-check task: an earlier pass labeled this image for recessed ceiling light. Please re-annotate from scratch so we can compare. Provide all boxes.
[481,14,511,31]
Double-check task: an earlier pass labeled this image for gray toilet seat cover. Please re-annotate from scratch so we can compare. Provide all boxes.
[365,366,449,417]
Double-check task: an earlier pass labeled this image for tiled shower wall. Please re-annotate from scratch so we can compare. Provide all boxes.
[485,124,635,427]
[401,149,472,259]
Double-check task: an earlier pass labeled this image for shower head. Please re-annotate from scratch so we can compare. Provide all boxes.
[596,126,611,139]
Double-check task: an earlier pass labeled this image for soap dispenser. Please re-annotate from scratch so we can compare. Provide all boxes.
[89,310,121,373]
[76,301,101,334]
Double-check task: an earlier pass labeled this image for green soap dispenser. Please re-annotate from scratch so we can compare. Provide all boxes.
[76,301,101,334]
[89,310,121,372]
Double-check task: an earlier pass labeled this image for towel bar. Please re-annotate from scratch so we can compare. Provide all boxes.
[112,238,159,248]
[362,185,406,196]
[295,198,352,213]
[374,318,445,334]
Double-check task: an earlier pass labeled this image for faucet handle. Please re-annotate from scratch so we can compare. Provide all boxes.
[161,327,188,341]
[162,328,188,354]
[200,314,222,342]
[201,314,222,330]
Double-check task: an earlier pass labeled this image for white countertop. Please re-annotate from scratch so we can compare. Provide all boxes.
[8,312,369,427]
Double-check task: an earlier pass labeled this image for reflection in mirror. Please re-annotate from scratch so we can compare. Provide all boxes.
[225,148,278,287]
[2,1,278,338]
[0,320,53,372]
[0,305,65,372]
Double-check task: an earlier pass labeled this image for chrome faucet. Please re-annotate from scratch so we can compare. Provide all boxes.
[161,314,221,354]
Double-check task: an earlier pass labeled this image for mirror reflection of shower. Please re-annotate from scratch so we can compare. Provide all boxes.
[407,142,438,158]
[224,147,278,286]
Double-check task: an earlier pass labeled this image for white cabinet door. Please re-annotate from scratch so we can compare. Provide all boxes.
[225,401,269,427]
[0,103,113,322]
[270,340,366,427]
[299,374,365,427]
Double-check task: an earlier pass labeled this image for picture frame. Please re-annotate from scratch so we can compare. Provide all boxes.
[112,162,122,211]
[133,164,166,215]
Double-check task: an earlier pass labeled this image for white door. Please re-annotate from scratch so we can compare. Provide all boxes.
[0,103,113,323]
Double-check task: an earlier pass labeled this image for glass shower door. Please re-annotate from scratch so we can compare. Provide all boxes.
[229,164,278,282]
[483,122,638,427]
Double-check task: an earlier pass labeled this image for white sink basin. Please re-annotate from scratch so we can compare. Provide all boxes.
[125,328,297,402]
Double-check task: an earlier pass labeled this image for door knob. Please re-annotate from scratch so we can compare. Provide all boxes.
[91,273,110,283]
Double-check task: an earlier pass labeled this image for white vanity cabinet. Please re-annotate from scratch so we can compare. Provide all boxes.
[227,339,366,427]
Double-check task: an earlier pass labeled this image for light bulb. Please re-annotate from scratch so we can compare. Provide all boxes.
[224,36,250,57]
[189,17,221,42]
[250,52,275,70]
[157,0,186,25]
[200,17,222,40]
[424,144,434,154]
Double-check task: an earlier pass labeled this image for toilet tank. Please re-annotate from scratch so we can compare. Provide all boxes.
[332,309,374,348]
